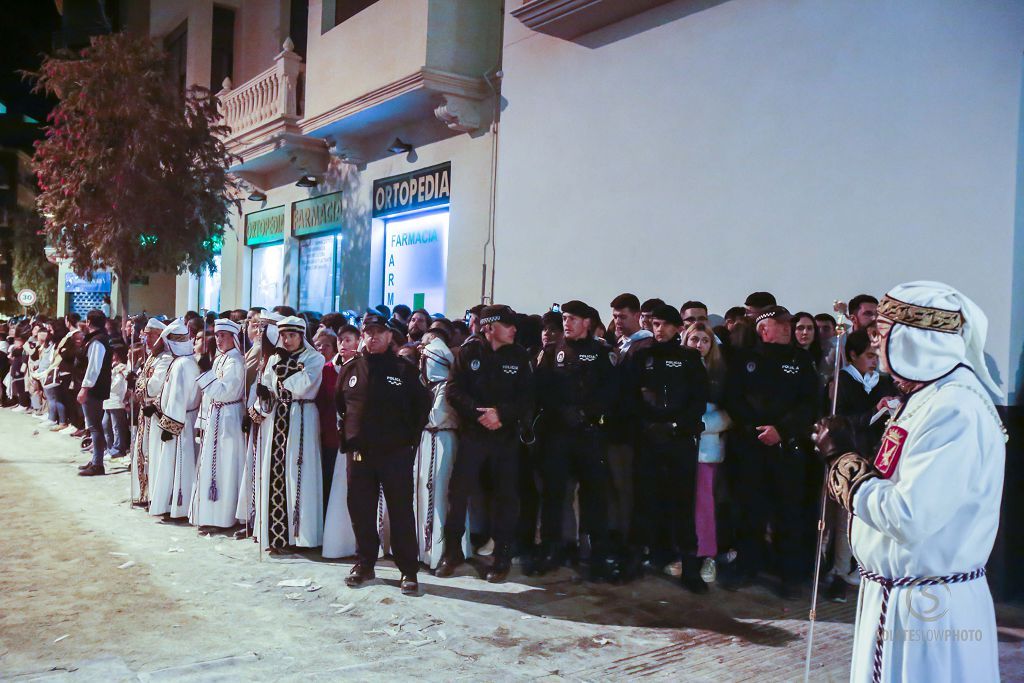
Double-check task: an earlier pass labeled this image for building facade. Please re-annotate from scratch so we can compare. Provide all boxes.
[110,0,1023,409]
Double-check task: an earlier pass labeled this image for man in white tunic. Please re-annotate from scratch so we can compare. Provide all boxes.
[237,311,283,533]
[817,281,1006,683]
[411,334,464,569]
[251,316,324,553]
[190,319,246,531]
[149,321,202,519]
[130,318,171,506]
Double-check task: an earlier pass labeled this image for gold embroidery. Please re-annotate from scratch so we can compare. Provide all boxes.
[878,295,964,334]
[158,413,184,436]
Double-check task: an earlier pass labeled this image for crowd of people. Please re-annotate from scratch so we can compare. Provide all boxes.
[1,291,898,599]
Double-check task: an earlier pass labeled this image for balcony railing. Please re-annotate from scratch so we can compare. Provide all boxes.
[218,38,304,140]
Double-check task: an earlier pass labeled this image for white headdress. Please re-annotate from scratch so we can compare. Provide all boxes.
[160,319,193,358]
[879,281,1001,399]
[214,318,242,352]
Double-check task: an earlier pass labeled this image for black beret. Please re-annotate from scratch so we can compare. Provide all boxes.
[541,311,563,330]
[650,303,683,326]
[560,300,590,317]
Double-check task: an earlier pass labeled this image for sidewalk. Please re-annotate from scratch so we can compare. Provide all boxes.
[0,409,1020,681]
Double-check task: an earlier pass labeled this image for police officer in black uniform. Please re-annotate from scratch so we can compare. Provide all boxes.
[435,305,534,582]
[336,311,431,595]
[623,304,709,590]
[534,299,618,580]
[722,305,819,598]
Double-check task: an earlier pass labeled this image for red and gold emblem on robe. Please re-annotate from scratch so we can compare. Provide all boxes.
[874,425,908,478]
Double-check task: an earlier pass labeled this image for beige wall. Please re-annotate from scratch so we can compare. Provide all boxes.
[494,0,1024,404]
[304,0,429,119]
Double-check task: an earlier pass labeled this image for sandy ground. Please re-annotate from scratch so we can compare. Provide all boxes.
[0,409,1021,682]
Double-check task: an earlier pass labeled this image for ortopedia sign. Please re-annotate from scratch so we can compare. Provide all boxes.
[245,205,286,246]
[17,289,37,307]
[372,162,451,218]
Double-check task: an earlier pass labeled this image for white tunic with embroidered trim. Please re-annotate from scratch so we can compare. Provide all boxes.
[189,347,246,528]
[131,350,172,504]
[237,375,263,526]
[148,355,201,518]
[849,367,1004,683]
[252,345,324,549]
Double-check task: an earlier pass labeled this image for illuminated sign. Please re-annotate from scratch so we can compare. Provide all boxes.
[245,205,285,245]
[372,162,451,218]
[65,271,112,293]
[383,210,448,313]
[293,191,343,237]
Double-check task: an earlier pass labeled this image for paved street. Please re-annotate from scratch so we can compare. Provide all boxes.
[0,409,1020,682]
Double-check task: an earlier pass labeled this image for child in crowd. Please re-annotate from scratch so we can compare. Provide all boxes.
[102,345,130,459]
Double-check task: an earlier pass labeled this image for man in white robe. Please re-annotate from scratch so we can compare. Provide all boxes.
[149,321,202,519]
[190,319,246,531]
[130,319,171,506]
[817,281,1006,683]
[251,316,324,552]
[236,311,282,533]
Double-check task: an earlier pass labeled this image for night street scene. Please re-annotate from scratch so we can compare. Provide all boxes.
[1,1,1023,681]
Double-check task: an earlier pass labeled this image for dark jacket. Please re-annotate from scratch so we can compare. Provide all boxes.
[81,329,112,401]
[725,342,820,445]
[535,336,618,430]
[447,341,534,437]
[335,350,431,454]
[835,369,899,454]
[624,336,709,436]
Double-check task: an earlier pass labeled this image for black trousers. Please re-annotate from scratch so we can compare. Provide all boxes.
[540,426,609,552]
[346,445,419,577]
[444,429,520,555]
[731,433,808,580]
[630,431,698,560]
[321,439,337,518]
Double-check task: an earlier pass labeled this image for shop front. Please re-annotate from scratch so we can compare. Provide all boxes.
[373,162,451,313]
[245,204,286,309]
[293,191,344,315]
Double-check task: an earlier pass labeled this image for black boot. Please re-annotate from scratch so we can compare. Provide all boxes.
[434,532,465,578]
[535,543,563,575]
[680,555,709,594]
[487,545,513,583]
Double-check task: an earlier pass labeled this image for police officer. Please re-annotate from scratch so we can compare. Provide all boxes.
[435,305,535,582]
[335,311,431,596]
[623,304,709,591]
[534,299,618,580]
[722,305,820,598]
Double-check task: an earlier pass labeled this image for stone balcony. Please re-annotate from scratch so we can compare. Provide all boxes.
[218,38,329,189]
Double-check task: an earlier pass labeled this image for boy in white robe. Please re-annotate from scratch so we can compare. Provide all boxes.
[190,319,246,531]
[817,281,1006,683]
[130,319,171,506]
[251,316,324,552]
[149,321,201,519]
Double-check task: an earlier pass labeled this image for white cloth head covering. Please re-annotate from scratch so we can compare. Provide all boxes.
[260,310,284,347]
[214,318,242,352]
[276,315,315,354]
[880,281,1001,398]
[421,337,454,383]
[144,318,167,332]
[160,319,193,357]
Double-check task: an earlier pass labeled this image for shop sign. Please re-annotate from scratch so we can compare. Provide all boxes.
[372,162,451,218]
[65,271,112,293]
[293,191,343,237]
[245,205,286,245]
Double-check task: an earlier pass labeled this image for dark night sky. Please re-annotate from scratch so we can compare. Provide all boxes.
[0,2,63,121]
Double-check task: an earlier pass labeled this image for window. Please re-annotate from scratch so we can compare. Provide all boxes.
[211,6,236,91]
[250,243,285,309]
[298,234,341,315]
[197,254,222,313]
[383,210,448,313]
[321,0,381,33]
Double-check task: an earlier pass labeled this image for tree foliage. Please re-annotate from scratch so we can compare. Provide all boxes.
[3,206,58,315]
[29,32,239,317]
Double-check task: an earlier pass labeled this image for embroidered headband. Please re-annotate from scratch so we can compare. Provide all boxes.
[877,295,964,334]
[165,332,190,342]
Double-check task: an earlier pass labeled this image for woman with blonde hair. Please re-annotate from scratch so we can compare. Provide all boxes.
[681,322,731,583]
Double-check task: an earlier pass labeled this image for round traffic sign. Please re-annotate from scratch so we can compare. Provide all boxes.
[17,289,37,307]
